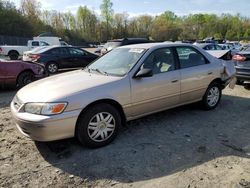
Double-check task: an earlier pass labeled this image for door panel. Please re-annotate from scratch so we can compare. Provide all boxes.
[130,47,180,117]
[180,64,215,103]
[176,46,216,103]
[130,71,181,117]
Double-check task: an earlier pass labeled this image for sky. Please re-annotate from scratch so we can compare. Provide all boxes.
[10,0,250,17]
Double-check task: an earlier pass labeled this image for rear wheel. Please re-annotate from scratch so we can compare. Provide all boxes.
[17,71,34,88]
[46,62,58,74]
[76,103,121,148]
[202,82,222,110]
[9,51,19,60]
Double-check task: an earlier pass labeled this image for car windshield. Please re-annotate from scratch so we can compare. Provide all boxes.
[87,48,146,76]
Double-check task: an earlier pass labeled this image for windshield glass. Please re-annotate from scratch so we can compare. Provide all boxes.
[87,48,146,76]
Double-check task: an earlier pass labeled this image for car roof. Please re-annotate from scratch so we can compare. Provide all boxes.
[107,38,149,42]
[119,42,195,50]
[34,46,77,54]
[194,43,216,48]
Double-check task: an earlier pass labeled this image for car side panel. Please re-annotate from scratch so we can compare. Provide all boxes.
[180,63,220,103]
[130,70,181,117]
[0,61,19,85]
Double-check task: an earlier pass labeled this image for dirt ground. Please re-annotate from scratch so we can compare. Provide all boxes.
[0,84,250,188]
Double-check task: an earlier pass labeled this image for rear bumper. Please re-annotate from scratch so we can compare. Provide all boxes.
[235,66,250,81]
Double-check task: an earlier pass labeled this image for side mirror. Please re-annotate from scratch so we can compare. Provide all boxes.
[134,68,153,78]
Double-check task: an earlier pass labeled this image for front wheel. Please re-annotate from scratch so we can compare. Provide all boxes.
[17,71,34,88]
[76,103,121,148]
[202,83,222,110]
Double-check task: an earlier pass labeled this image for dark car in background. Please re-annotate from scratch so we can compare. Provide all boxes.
[232,46,250,84]
[28,46,98,74]
[101,38,151,55]
[0,59,45,88]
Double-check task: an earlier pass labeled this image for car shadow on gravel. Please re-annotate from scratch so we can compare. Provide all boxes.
[35,94,250,183]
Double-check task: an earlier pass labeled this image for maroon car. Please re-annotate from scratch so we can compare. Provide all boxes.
[0,59,45,88]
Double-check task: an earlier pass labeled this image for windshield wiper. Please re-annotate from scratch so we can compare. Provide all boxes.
[88,68,109,76]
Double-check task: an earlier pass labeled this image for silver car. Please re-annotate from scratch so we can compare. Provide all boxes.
[11,43,235,148]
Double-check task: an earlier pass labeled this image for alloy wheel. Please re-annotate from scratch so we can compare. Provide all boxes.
[207,86,220,107]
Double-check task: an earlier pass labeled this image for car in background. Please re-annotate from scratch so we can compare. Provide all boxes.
[0,59,45,88]
[27,46,99,74]
[23,46,49,61]
[11,43,235,148]
[194,43,232,60]
[101,38,151,55]
[232,46,250,84]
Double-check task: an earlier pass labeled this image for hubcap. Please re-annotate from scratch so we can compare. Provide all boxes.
[23,76,32,85]
[207,87,220,107]
[87,112,115,142]
[48,64,57,73]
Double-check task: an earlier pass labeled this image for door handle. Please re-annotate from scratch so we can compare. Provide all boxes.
[207,72,213,75]
[171,79,179,83]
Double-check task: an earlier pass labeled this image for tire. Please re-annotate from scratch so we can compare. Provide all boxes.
[9,51,19,60]
[202,82,222,110]
[46,62,58,74]
[236,80,244,85]
[76,103,121,148]
[17,71,34,88]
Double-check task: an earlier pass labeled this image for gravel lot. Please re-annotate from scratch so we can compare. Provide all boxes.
[0,84,250,188]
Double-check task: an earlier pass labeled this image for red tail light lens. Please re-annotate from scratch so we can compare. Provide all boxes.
[30,54,40,60]
[232,54,246,62]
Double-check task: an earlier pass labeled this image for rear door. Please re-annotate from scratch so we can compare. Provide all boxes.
[130,47,181,117]
[176,46,216,103]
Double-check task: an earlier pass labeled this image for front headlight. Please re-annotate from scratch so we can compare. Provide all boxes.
[24,102,67,115]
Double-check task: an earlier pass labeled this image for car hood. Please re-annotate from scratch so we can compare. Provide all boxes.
[16,70,122,103]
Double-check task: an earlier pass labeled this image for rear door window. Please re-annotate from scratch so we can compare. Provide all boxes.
[68,48,86,56]
[176,47,208,69]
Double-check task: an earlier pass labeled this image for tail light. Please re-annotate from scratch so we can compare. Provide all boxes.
[29,54,40,60]
[232,54,246,62]
[0,47,2,52]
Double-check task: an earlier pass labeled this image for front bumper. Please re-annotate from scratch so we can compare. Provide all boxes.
[11,101,81,142]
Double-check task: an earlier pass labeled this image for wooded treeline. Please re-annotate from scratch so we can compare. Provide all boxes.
[0,0,250,43]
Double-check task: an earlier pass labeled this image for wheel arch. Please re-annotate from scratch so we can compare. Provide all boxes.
[75,99,127,134]
[209,78,224,89]
[8,50,19,56]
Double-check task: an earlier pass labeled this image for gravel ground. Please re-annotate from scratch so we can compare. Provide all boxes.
[0,84,250,188]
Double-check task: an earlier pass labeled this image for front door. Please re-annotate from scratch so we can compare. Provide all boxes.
[130,47,181,117]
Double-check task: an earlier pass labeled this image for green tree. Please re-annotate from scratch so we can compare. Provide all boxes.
[100,0,114,40]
